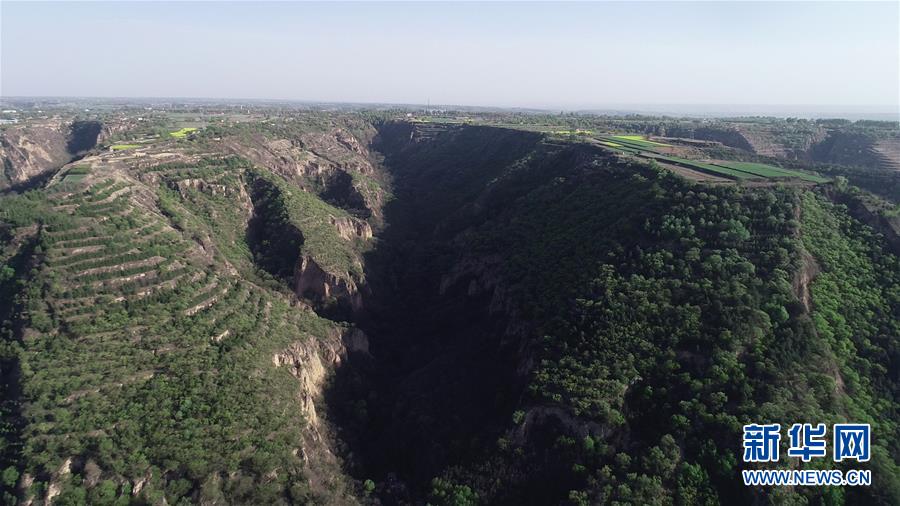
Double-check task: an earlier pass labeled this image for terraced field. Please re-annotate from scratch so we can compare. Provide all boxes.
[109,144,141,151]
[595,133,830,183]
[710,160,830,182]
[0,113,896,506]
[59,165,92,184]
[1,153,360,503]
[872,138,900,171]
[607,134,670,148]
[650,154,762,179]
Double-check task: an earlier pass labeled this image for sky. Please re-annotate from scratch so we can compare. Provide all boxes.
[1,1,899,115]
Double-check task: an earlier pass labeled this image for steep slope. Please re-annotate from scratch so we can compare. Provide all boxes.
[209,119,386,222]
[0,125,379,503]
[810,131,894,169]
[654,120,899,172]
[656,124,755,152]
[0,121,104,190]
[1,116,897,506]
[330,121,899,505]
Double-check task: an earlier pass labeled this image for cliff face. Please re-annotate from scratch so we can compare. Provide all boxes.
[97,120,136,145]
[328,123,567,494]
[273,337,337,497]
[661,123,900,170]
[272,331,346,432]
[271,327,368,505]
[66,121,104,154]
[329,215,372,241]
[662,125,756,152]
[294,255,363,313]
[0,122,70,188]
[0,120,103,189]
[222,124,385,220]
[224,124,382,320]
[810,130,900,170]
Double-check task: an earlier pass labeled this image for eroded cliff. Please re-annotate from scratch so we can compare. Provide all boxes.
[0,120,103,189]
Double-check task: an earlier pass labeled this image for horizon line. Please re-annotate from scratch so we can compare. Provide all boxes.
[2,95,898,122]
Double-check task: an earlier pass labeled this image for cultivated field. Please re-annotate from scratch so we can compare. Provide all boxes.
[595,134,830,184]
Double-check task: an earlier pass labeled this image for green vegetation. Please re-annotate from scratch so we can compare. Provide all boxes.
[712,160,830,182]
[0,113,895,505]
[60,174,87,183]
[109,144,140,151]
[58,165,94,185]
[650,154,760,179]
[66,165,91,175]
[169,127,198,139]
[798,192,900,497]
[594,133,829,183]
[444,160,794,503]
[0,158,354,504]
[594,135,780,181]
[609,134,670,147]
[348,123,899,505]
[247,167,366,280]
[597,135,667,151]
[478,170,894,505]
[245,171,305,279]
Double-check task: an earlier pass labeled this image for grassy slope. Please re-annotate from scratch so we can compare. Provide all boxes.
[247,167,366,279]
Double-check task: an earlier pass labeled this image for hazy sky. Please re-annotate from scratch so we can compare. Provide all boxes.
[2,1,898,112]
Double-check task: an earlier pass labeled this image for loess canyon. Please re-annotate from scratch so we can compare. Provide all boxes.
[0,112,897,506]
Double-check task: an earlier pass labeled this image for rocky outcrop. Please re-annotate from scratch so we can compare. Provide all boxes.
[294,255,363,312]
[131,470,152,498]
[329,215,372,240]
[512,406,612,447]
[272,334,345,429]
[97,124,124,144]
[18,473,34,505]
[333,128,365,155]
[342,327,370,355]
[299,128,377,177]
[272,330,361,505]
[224,129,385,219]
[793,249,821,313]
[225,136,330,182]
[45,457,74,504]
[170,177,232,198]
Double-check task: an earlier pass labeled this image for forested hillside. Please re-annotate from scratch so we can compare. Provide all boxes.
[0,116,896,505]
[335,122,899,505]
[0,119,377,504]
